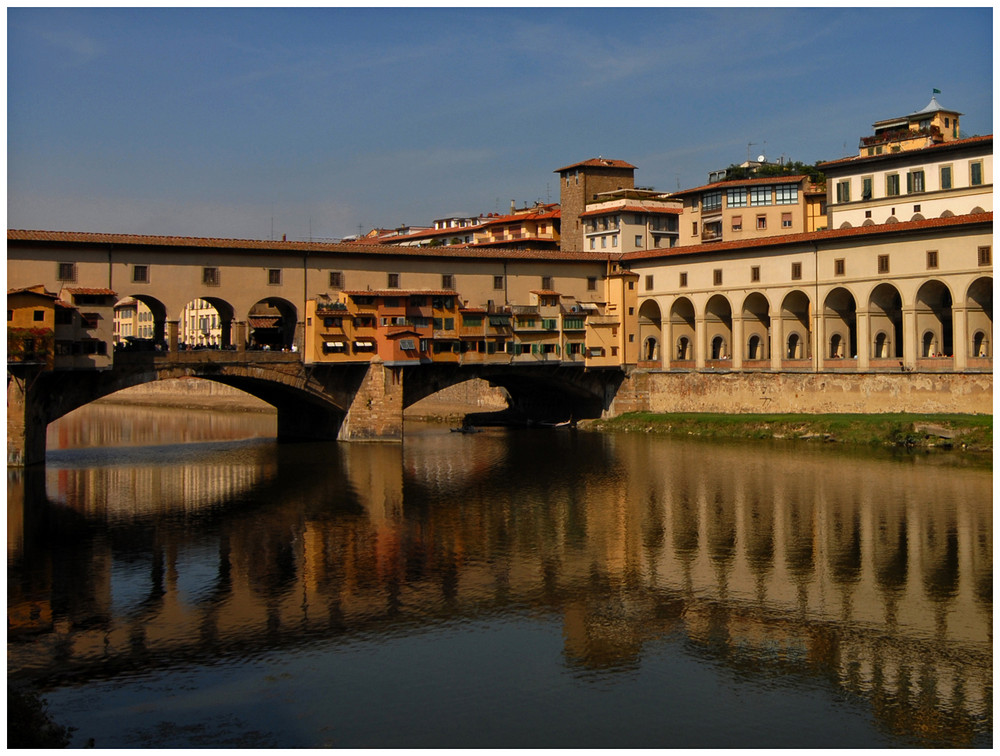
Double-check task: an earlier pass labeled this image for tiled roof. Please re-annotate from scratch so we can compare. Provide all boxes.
[8,229,603,263]
[580,204,681,218]
[248,317,279,328]
[530,290,561,296]
[64,287,117,296]
[342,290,458,298]
[474,208,560,228]
[670,175,811,197]
[555,158,636,173]
[622,212,992,262]
[7,285,58,298]
[819,134,992,168]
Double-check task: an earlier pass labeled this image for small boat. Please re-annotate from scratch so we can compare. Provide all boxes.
[450,426,481,434]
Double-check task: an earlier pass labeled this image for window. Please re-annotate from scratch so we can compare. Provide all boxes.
[861,176,873,201]
[836,180,851,203]
[940,165,952,190]
[878,254,890,274]
[33,310,45,321]
[702,191,722,212]
[679,272,688,287]
[750,266,760,283]
[971,161,983,186]
[727,188,747,207]
[886,174,900,196]
[493,275,504,290]
[731,215,742,231]
[57,262,77,282]
[834,258,845,276]
[600,236,607,249]
[442,274,454,290]
[773,184,798,205]
[645,275,654,291]
[132,265,149,283]
[756,215,767,230]
[713,269,723,286]
[590,238,596,250]
[268,269,282,285]
[541,276,553,290]
[203,267,220,286]
[926,250,938,269]
[612,236,618,248]
[587,277,597,291]
[978,246,991,266]
[791,262,802,280]
[781,212,792,228]
[635,235,643,247]
[749,186,772,206]
[692,222,698,236]
[906,170,925,194]
[387,273,399,289]
[329,271,343,289]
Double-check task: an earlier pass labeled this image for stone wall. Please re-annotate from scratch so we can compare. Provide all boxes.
[608,370,993,416]
[339,359,404,441]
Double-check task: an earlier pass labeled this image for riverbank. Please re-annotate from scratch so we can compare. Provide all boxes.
[584,412,993,454]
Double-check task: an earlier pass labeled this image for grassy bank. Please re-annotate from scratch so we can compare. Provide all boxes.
[587,412,993,453]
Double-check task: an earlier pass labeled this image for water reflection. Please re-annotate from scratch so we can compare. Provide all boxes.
[8,409,993,747]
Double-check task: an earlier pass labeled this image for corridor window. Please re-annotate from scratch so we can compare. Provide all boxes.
[834,258,845,276]
[329,271,343,289]
[587,276,597,291]
[791,262,802,280]
[442,274,454,290]
[57,262,77,282]
[978,246,991,266]
[750,266,760,283]
[971,161,983,186]
[268,269,282,285]
[940,165,953,190]
[906,170,925,194]
[203,267,220,286]
[132,265,149,283]
[679,272,688,287]
[645,275,654,291]
[387,273,399,289]
[541,276,553,290]
[494,275,504,290]
[877,255,890,274]
[926,250,938,269]
[713,269,723,286]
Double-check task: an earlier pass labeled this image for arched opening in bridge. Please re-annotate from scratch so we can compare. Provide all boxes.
[669,297,696,363]
[248,298,298,351]
[869,283,904,359]
[823,287,857,361]
[637,299,662,364]
[705,294,733,361]
[180,297,236,350]
[915,280,953,359]
[780,290,811,360]
[742,292,771,361]
[966,277,992,359]
[113,295,167,351]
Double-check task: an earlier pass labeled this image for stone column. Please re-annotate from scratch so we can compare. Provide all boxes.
[856,308,870,370]
[338,357,404,441]
[902,305,918,367]
[7,369,47,467]
[770,310,783,371]
[234,321,247,353]
[167,320,179,353]
[731,313,744,370]
[695,316,707,369]
[813,307,825,372]
[952,304,969,370]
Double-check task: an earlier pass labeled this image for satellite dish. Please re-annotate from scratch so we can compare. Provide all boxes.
[757,154,766,162]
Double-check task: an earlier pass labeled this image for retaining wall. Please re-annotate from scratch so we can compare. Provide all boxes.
[608,370,994,416]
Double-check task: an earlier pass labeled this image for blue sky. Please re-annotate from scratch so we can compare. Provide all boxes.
[7,7,993,241]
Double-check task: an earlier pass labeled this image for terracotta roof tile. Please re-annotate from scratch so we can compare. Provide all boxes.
[670,175,811,197]
[819,134,992,168]
[555,158,636,173]
[63,287,117,296]
[580,204,681,218]
[8,229,603,263]
[622,212,992,262]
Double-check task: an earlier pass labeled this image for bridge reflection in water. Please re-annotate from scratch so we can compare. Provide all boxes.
[7,413,992,747]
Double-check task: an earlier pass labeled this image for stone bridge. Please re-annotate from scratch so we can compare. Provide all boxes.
[7,350,624,466]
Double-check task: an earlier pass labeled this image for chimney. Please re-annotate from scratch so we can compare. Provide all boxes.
[510,199,516,213]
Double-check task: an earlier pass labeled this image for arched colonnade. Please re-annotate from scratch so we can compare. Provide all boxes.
[636,276,992,371]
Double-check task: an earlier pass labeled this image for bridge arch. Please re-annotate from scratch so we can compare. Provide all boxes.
[869,283,903,359]
[705,294,733,361]
[181,296,236,349]
[741,292,771,361]
[966,277,992,358]
[116,294,169,348]
[669,297,696,363]
[248,297,298,351]
[914,279,954,357]
[637,299,662,363]
[780,290,811,360]
[823,287,857,360]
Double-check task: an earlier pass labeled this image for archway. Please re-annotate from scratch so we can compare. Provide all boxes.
[113,295,168,350]
[741,292,770,361]
[915,280,953,358]
[869,283,903,359]
[780,290,811,360]
[705,294,733,361]
[181,297,236,350]
[638,299,662,363]
[670,297,696,362]
[248,298,298,351]
[823,287,857,360]
[966,277,992,358]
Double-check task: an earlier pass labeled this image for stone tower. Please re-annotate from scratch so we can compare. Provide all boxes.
[555,158,636,252]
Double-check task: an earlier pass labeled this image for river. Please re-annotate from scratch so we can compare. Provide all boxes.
[7,403,993,748]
